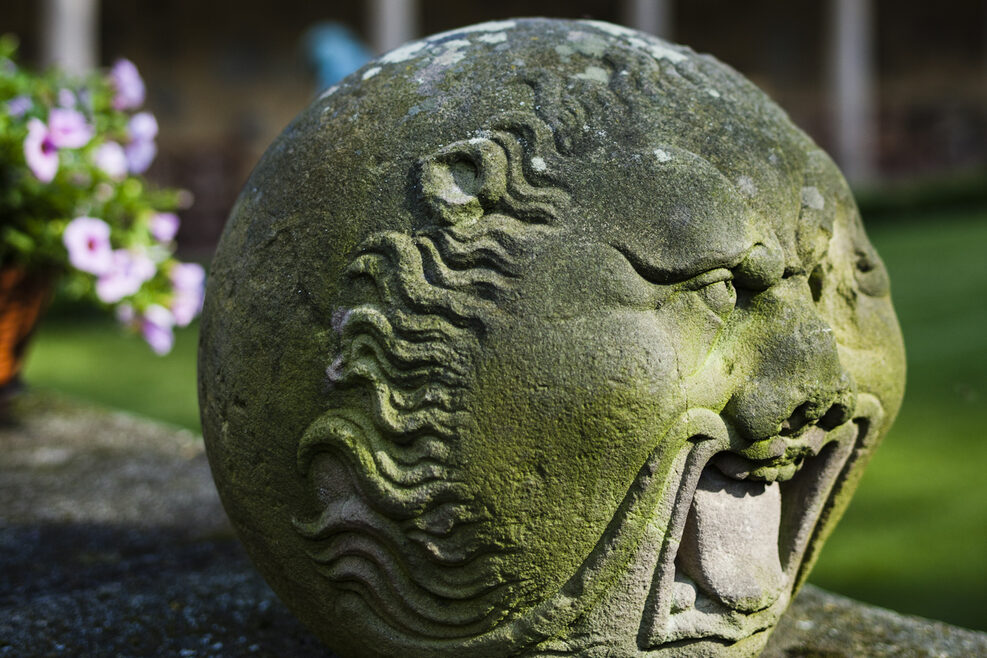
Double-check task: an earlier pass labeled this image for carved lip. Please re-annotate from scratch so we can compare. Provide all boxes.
[639,398,883,649]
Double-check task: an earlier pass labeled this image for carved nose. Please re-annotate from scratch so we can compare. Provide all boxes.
[723,286,856,443]
[779,398,854,436]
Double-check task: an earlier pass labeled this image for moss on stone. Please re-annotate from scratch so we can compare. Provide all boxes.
[199,18,905,657]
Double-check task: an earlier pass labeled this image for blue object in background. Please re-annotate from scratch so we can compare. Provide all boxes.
[303,22,373,90]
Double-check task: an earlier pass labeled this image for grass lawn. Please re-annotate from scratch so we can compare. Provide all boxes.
[21,209,987,631]
[24,310,201,431]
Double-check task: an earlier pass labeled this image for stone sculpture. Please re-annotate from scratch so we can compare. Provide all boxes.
[199,18,905,657]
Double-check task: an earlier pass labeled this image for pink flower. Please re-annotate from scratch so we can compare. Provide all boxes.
[125,139,156,174]
[7,95,31,117]
[171,262,204,291]
[95,249,156,303]
[93,141,128,179]
[125,112,158,173]
[171,293,202,327]
[141,304,175,355]
[128,112,158,141]
[170,262,205,327]
[118,302,176,354]
[109,58,145,110]
[149,212,179,242]
[63,216,113,275]
[47,108,93,149]
[24,118,59,182]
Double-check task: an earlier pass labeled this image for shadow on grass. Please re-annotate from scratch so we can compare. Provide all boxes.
[23,315,201,432]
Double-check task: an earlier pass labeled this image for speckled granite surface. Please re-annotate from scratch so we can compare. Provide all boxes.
[1,392,983,657]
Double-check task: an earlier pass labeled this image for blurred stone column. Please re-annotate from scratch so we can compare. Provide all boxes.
[622,0,674,39]
[368,0,419,55]
[40,0,100,74]
[829,0,876,182]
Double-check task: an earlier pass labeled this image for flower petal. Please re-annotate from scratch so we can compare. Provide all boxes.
[125,138,157,174]
[110,58,145,110]
[93,141,128,179]
[63,216,113,275]
[24,118,58,182]
[128,112,158,141]
[7,95,31,117]
[95,249,157,303]
[149,212,180,242]
[170,262,204,291]
[48,108,93,149]
[141,304,175,355]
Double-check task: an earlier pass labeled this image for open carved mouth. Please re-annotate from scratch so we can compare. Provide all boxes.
[638,395,884,648]
[499,396,884,656]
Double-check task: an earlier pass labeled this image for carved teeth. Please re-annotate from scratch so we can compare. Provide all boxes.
[747,461,798,483]
[711,425,840,484]
[711,452,801,483]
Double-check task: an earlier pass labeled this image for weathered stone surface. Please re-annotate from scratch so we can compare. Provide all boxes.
[199,18,906,656]
[3,395,984,657]
[0,393,328,657]
[764,587,987,658]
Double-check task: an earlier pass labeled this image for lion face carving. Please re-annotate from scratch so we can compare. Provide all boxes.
[200,18,905,657]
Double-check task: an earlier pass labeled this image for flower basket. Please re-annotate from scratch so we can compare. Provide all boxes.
[0,265,51,395]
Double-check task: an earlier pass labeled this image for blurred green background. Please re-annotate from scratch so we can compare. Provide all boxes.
[23,203,987,632]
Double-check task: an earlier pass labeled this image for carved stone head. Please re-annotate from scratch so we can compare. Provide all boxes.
[199,18,905,657]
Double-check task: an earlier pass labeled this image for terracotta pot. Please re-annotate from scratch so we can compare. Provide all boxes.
[0,266,52,399]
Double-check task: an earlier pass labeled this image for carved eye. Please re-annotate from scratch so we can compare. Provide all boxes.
[691,270,737,316]
[854,250,890,297]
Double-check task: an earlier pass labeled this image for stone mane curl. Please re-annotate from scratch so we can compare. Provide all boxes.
[293,113,568,637]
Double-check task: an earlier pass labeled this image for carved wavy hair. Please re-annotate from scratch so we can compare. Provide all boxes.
[293,110,569,637]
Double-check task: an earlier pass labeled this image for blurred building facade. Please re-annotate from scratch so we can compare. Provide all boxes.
[4,0,987,252]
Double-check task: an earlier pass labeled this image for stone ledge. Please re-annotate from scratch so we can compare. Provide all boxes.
[763,587,987,658]
[1,392,983,657]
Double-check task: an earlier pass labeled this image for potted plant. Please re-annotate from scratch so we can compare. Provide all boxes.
[0,35,203,398]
